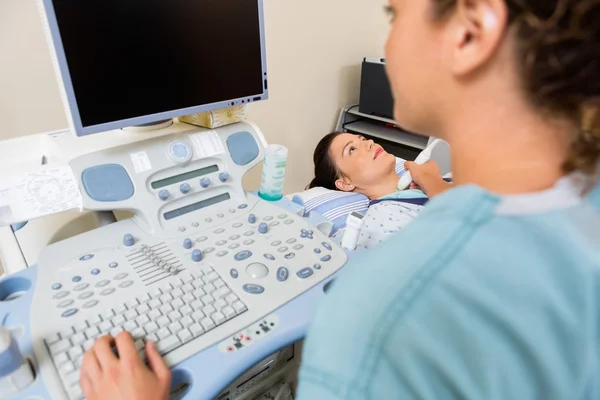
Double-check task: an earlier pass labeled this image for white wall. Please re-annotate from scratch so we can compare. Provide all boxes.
[0,0,389,193]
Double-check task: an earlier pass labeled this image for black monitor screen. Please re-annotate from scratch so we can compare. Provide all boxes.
[52,0,264,128]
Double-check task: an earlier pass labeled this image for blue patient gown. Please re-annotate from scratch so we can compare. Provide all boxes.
[297,176,600,399]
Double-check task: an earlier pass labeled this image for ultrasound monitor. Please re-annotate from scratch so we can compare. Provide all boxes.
[39,0,268,136]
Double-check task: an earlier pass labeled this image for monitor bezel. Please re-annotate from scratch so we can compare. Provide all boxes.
[39,0,268,137]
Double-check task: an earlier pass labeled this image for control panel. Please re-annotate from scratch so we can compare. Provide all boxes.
[18,122,348,400]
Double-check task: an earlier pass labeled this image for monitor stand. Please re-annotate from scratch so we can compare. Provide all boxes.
[121,119,174,133]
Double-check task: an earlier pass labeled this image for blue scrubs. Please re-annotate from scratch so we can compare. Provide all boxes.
[298,176,600,399]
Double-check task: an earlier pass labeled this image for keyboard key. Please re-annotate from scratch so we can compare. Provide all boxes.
[168,310,182,321]
[156,335,180,355]
[124,321,138,332]
[85,326,100,340]
[145,322,159,334]
[136,303,150,315]
[53,352,69,366]
[136,314,150,327]
[201,295,214,305]
[115,304,128,314]
[215,299,227,309]
[180,316,194,328]
[71,333,86,345]
[60,361,75,375]
[132,328,146,340]
[202,305,216,316]
[68,346,84,360]
[171,298,184,309]
[213,279,226,289]
[172,288,184,298]
[169,322,183,335]
[148,309,162,320]
[201,317,215,331]
[223,306,236,320]
[182,293,195,304]
[203,283,216,294]
[157,328,170,340]
[127,299,140,308]
[83,339,95,351]
[211,312,226,326]
[160,294,172,304]
[178,329,193,344]
[125,309,138,321]
[147,333,159,343]
[160,304,173,314]
[46,333,61,345]
[99,321,113,333]
[225,293,238,304]
[193,288,205,299]
[89,314,103,326]
[179,306,194,315]
[102,309,115,320]
[60,328,75,339]
[192,311,205,322]
[214,287,231,299]
[157,316,170,328]
[112,314,126,327]
[233,301,247,314]
[182,283,194,293]
[139,293,151,303]
[150,288,162,298]
[110,326,124,337]
[190,300,203,310]
[206,272,219,282]
[49,339,71,355]
[148,299,161,309]
[189,323,204,337]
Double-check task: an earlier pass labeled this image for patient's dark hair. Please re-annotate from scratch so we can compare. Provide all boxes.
[433,0,600,174]
[308,132,345,190]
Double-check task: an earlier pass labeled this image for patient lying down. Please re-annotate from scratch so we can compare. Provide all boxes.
[309,132,451,249]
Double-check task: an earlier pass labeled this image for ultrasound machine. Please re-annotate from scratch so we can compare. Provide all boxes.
[0,1,347,399]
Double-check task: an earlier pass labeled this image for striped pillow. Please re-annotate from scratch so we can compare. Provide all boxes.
[293,158,408,233]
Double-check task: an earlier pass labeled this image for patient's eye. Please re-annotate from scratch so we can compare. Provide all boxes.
[384,5,396,22]
[349,146,356,155]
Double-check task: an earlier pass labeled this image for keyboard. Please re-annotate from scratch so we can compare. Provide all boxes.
[44,267,246,400]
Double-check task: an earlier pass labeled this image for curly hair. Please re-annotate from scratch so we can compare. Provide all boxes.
[433,0,600,174]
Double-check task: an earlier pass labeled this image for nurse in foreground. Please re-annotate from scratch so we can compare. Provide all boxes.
[80,0,600,399]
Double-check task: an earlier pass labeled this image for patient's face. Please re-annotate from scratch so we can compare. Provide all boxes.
[329,133,396,191]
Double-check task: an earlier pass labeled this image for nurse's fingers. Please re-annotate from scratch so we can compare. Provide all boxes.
[81,348,102,383]
[92,335,118,371]
[114,331,144,369]
[146,340,172,385]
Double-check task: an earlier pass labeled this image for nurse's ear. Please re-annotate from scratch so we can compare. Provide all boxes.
[335,178,355,192]
[450,0,508,76]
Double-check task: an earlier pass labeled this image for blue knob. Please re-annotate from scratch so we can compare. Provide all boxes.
[192,249,202,262]
[183,238,193,249]
[258,222,268,234]
[219,172,230,182]
[123,234,134,247]
[248,214,257,224]
[180,183,190,194]
[200,178,211,188]
[158,189,169,201]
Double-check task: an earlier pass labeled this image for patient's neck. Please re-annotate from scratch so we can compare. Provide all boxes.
[362,173,400,200]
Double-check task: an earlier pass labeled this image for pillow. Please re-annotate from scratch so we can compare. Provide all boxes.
[293,158,407,233]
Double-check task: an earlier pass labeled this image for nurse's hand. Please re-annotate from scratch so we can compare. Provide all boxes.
[404,160,450,198]
[80,332,172,400]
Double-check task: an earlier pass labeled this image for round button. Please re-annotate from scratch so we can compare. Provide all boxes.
[264,216,273,221]
[238,204,248,209]
[91,269,100,276]
[216,240,227,246]
[109,262,118,268]
[216,250,228,257]
[205,247,215,253]
[58,299,74,308]
[258,223,268,234]
[205,218,213,223]
[293,244,304,250]
[286,238,296,244]
[123,234,135,247]
[271,241,282,246]
[217,213,224,218]
[114,273,128,280]
[72,276,82,283]
[270,221,280,227]
[191,222,199,227]
[79,254,94,261]
[183,238,193,249]
[278,214,288,219]
[180,183,191,194]
[74,283,89,291]
[61,308,79,318]
[52,283,62,290]
[178,226,186,232]
[248,214,256,224]
[198,236,208,242]
[229,235,240,240]
[284,219,294,225]
[229,243,240,249]
[230,269,239,279]
[192,249,202,262]
[246,263,269,279]
[243,239,254,245]
[168,141,193,163]
[158,189,169,201]
[200,178,211,188]
[214,228,225,234]
[313,264,322,270]
[219,172,230,182]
